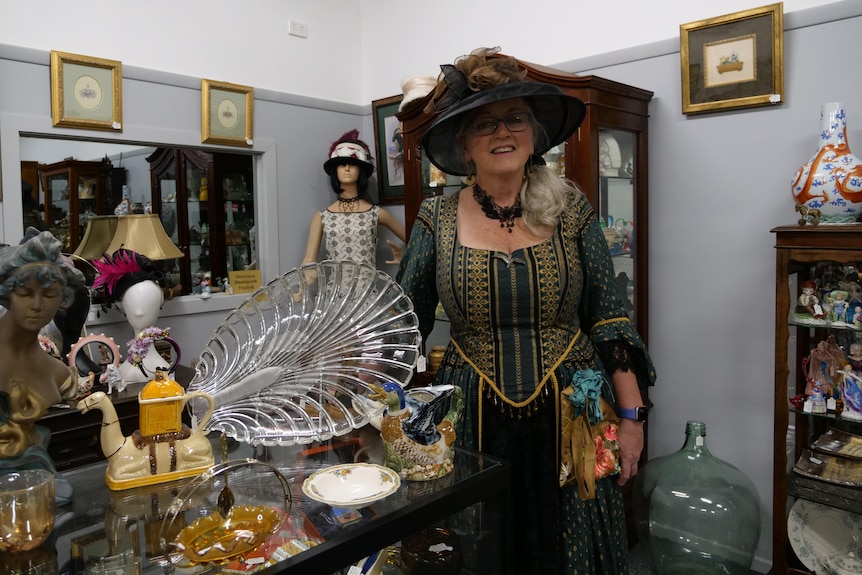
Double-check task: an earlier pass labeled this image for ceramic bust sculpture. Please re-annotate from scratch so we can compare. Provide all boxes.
[0,228,86,504]
[93,249,180,384]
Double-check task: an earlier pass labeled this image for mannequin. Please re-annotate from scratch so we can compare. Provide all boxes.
[93,250,179,384]
[0,228,84,503]
[302,130,406,267]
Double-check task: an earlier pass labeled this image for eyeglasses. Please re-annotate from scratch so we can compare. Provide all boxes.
[469,112,533,136]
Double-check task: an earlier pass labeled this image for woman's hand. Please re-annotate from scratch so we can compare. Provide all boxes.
[616,418,644,486]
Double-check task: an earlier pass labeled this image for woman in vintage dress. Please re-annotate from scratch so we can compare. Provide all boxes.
[302,130,406,267]
[397,48,656,574]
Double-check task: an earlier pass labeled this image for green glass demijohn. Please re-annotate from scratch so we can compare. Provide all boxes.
[632,421,762,575]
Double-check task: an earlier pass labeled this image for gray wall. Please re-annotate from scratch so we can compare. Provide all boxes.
[566,6,861,571]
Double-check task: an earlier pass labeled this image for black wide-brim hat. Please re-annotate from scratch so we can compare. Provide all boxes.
[422,82,586,176]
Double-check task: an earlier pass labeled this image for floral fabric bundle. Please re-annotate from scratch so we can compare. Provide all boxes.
[559,369,621,500]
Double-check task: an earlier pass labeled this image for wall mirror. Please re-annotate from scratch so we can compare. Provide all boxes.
[19,136,256,296]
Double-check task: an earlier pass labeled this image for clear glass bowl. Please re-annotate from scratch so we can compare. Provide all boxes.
[158,459,292,568]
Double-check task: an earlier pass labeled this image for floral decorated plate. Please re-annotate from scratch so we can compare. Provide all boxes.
[787,499,862,574]
[302,463,400,510]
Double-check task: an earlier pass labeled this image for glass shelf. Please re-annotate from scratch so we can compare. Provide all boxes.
[33,434,508,575]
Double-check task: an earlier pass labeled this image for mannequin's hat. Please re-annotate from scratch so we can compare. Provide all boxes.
[323,130,375,177]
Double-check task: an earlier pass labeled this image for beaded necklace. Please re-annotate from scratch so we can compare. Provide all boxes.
[337,196,361,212]
[472,183,522,233]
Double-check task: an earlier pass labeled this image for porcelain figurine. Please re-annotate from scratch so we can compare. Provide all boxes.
[374,383,461,481]
[794,280,826,322]
[77,369,215,490]
[838,369,862,422]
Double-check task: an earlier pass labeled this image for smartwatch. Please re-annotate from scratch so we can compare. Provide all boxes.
[617,405,648,422]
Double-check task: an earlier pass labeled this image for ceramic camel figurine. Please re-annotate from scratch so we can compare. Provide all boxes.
[77,391,215,490]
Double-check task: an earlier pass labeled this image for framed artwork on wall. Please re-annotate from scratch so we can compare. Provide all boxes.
[680,2,784,115]
[371,94,404,204]
[201,79,254,147]
[50,50,123,131]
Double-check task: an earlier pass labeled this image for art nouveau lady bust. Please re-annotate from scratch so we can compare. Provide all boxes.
[0,228,85,503]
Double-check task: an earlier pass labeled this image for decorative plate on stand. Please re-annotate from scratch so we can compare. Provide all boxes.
[787,498,862,574]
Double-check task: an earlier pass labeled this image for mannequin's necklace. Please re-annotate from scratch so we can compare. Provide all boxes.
[472,183,522,233]
[338,196,361,212]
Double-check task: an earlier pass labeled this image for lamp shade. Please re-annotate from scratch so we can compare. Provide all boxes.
[106,214,184,260]
[73,215,119,260]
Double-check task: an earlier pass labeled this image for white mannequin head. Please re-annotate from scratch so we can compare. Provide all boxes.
[121,280,164,331]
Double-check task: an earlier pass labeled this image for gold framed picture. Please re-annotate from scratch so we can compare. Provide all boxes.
[680,3,784,115]
[201,79,254,147]
[50,50,123,131]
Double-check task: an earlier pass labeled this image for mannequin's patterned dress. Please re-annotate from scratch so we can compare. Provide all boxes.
[397,191,655,574]
[320,206,379,266]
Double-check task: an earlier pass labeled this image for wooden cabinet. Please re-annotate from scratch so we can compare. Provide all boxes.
[771,225,862,574]
[38,158,113,251]
[148,148,254,295]
[398,58,653,343]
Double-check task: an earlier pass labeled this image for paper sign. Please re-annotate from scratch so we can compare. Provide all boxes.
[228,270,262,294]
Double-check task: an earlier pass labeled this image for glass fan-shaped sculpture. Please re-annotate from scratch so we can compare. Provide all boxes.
[187,261,421,446]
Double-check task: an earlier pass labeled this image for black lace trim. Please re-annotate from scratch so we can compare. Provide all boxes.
[596,340,635,374]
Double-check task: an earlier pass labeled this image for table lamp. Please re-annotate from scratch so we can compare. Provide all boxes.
[74,215,119,261]
[105,214,183,260]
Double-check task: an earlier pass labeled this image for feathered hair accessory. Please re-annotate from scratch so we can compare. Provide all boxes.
[425,47,526,114]
[92,249,163,305]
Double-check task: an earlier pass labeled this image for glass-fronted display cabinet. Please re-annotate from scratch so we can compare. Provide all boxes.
[147,148,254,295]
[399,60,652,343]
[37,158,113,251]
[771,225,862,575]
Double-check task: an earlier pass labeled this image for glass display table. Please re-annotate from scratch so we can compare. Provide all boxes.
[2,431,509,575]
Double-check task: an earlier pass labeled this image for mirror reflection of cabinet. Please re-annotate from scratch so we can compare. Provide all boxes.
[147,148,254,295]
[399,59,652,343]
[38,158,113,251]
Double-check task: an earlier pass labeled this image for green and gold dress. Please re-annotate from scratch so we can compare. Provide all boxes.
[397,191,656,574]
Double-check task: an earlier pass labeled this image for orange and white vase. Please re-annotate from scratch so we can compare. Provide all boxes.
[792,102,862,223]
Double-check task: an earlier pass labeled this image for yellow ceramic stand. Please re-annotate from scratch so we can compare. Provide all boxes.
[78,368,216,491]
[104,463,214,491]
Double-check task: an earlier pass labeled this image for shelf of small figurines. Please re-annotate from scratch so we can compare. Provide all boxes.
[790,328,862,420]
[790,314,862,332]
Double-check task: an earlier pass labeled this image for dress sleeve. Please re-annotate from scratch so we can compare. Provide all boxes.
[396,197,441,342]
[571,193,657,389]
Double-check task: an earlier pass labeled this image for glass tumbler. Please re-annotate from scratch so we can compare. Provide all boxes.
[0,470,56,553]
